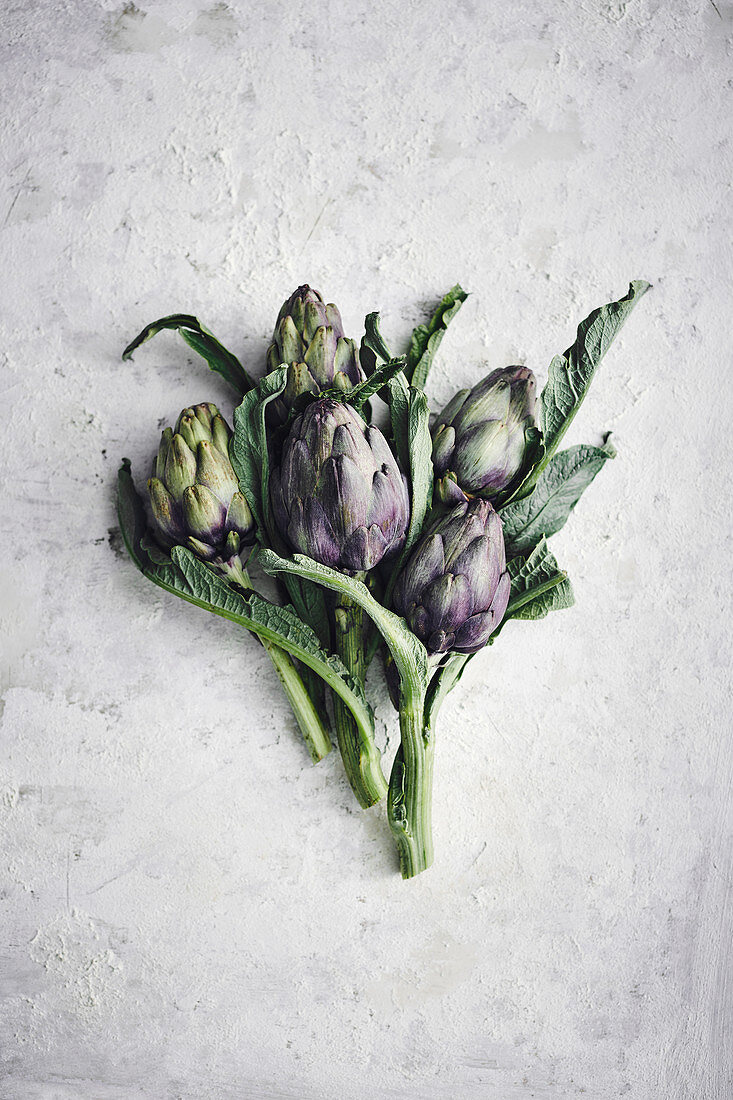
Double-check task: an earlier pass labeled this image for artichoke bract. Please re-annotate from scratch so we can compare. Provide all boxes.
[393,498,510,655]
[432,366,536,503]
[147,403,255,576]
[266,285,364,420]
[270,397,409,572]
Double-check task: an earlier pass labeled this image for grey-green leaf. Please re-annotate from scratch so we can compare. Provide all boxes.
[404,388,433,555]
[359,312,394,376]
[500,538,575,627]
[347,356,407,410]
[380,386,434,610]
[257,549,430,695]
[122,314,255,396]
[499,441,615,557]
[386,371,411,470]
[230,367,331,647]
[230,367,288,536]
[117,458,149,573]
[406,284,468,389]
[537,280,649,471]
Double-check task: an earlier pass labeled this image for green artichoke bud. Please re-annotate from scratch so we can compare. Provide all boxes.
[266,285,364,421]
[432,366,537,504]
[393,498,510,655]
[147,403,255,578]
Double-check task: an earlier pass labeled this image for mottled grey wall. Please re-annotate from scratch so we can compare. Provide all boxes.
[1,1,731,1098]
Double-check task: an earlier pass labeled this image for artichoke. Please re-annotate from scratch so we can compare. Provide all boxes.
[432,366,536,503]
[270,397,409,572]
[266,285,364,420]
[147,403,255,576]
[393,498,510,655]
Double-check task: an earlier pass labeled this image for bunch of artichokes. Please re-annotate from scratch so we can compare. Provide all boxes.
[119,278,649,877]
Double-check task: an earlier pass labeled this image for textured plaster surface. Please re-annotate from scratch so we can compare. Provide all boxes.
[1,1,732,1097]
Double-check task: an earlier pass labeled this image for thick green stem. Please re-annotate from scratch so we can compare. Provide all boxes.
[226,561,331,763]
[388,682,434,878]
[332,588,388,807]
[262,639,332,763]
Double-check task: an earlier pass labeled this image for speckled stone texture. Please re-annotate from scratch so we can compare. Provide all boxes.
[1,1,731,1097]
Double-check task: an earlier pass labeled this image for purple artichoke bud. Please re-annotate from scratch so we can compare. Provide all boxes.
[393,498,510,655]
[266,285,364,421]
[432,366,536,502]
[147,403,255,576]
[270,397,410,573]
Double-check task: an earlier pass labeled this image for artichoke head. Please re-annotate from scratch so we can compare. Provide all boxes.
[393,498,510,655]
[432,366,537,504]
[266,285,363,421]
[147,403,255,577]
[270,397,409,573]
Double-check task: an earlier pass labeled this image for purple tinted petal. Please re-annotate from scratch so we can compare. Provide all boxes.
[331,421,373,469]
[408,605,430,644]
[325,302,345,338]
[431,424,455,476]
[367,469,400,528]
[182,485,227,543]
[506,367,537,426]
[365,424,399,473]
[269,465,289,540]
[340,526,370,570]
[453,421,511,493]
[395,533,445,610]
[287,500,341,566]
[453,371,511,433]
[488,569,511,627]
[435,473,469,506]
[334,337,361,382]
[186,535,218,561]
[487,510,507,571]
[303,300,328,342]
[454,610,494,653]
[427,629,453,654]
[382,528,405,560]
[301,399,339,462]
[148,478,185,543]
[451,535,499,612]
[304,326,337,388]
[319,454,369,536]
[441,509,484,569]
[341,524,388,571]
[434,387,469,431]
[365,524,390,567]
[421,572,473,635]
[282,438,317,499]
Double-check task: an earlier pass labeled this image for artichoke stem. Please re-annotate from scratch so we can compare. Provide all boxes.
[263,641,332,764]
[223,562,331,763]
[388,684,434,878]
[332,584,388,807]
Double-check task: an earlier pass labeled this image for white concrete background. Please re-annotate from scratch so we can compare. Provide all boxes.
[1,1,731,1097]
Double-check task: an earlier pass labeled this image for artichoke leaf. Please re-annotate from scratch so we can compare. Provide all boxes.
[359,311,394,376]
[258,548,430,697]
[231,366,331,648]
[531,280,649,484]
[346,356,407,411]
[499,439,615,557]
[406,284,468,389]
[122,313,255,396]
[495,538,574,634]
